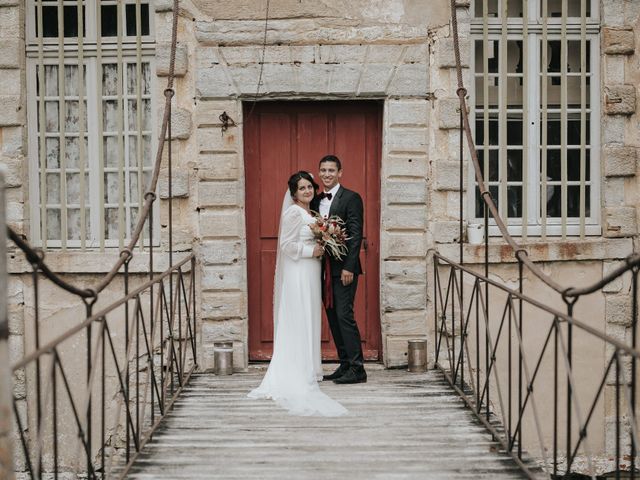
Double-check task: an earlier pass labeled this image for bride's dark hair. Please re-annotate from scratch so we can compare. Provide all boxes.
[288,171,319,197]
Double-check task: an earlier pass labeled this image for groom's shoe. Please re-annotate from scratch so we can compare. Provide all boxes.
[323,364,349,381]
[333,367,367,384]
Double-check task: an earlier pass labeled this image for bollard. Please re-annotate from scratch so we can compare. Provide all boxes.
[407,339,428,373]
[213,341,234,375]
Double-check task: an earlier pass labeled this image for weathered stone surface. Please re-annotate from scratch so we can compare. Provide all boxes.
[382,283,427,310]
[383,259,427,284]
[0,7,20,38]
[387,99,428,127]
[197,127,239,153]
[162,107,192,140]
[319,44,367,64]
[603,145,637,177]
[201,291,245,320]
[0,96,22,126]
[202,319,245,342]
[605,294,632,326]
[385,180,427,204]
[382,232,427,258]
[602,261,632,294]
[158,170,189,198]
[603,178,625,207]
[0,38,20,69]
[358,63,395,94]
[199,209,244,238]
[604,85,636,115]
[602,0,625,26]
[432,221,461,243]
[605,55,625,84]
[386,127,428,153]
[603,27,635,55]
[196,67,237,99]
[387,62,429,97]
[154,0,173,11]
[436,36,470,68]
[438,97,463,129]
[0,157,22,188]
[195,19,431,47]
[604,207,637,237]
[382,206,427,230]
[200,240,243,265]
[385,335,413,366]
[195,100,239,127]
[0,126,23,157]
[382,311,427,336]
[198,153,241,180]
[156,43,188,77]
[201,264,245,290]
[198,181,242,207]
[386,154,428,177]
[434,160,465,191]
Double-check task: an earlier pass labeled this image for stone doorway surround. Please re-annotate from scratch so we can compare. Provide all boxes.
[179,15,441,370]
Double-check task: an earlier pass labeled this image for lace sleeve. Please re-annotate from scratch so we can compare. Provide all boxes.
[279,207,315,260]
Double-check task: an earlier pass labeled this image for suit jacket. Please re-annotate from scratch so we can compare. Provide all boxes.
[311,186,363,277]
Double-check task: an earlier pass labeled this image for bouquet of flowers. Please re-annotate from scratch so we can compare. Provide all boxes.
[309,213,350,260]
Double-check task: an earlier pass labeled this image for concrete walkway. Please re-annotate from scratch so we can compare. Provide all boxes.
[126,367,532,479]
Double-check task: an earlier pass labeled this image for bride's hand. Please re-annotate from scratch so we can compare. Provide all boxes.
[312,245,324,257]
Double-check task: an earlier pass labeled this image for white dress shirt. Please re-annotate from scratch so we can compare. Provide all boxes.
[319,183,340,218]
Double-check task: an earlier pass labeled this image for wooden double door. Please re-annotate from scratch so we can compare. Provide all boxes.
[244,101,381,361]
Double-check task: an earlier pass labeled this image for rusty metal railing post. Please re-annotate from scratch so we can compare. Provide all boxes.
[0,172,15,479]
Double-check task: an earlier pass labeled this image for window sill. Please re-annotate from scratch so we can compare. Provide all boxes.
[436,237,634,265]
[8,250,193,274]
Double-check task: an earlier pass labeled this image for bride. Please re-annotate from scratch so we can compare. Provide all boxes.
[248,171,348,416]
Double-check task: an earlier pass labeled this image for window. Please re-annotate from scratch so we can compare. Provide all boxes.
[26,1,156,249]
[470,0,600,237]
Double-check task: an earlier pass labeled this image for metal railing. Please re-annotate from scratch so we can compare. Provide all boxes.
[434,253,639,478]
[438,0,640,477]
[6,0,197,478]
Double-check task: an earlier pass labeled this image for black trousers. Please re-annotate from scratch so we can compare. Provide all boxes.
[325,275,364,369]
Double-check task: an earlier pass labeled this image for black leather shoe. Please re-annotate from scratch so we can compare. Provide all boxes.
[323,365,349,381]
[333,367,367,384]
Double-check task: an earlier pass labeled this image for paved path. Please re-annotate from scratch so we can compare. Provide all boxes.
[126,368,532,479]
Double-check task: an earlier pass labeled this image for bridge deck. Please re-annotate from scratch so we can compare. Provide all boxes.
[126,368,531,479]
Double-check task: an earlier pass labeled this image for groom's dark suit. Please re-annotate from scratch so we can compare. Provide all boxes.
[311,186,365,370]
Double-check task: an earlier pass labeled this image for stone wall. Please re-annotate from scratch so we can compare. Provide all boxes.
[0,172,15,480]
[599,0,640,463]
[158,0,452,370]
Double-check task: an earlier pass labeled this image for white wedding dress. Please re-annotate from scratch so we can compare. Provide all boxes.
[248,200,347,417]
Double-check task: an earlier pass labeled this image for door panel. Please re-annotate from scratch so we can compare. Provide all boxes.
[245,101,382,361]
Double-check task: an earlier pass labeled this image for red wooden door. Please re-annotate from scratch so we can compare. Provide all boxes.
[245,101,381,361]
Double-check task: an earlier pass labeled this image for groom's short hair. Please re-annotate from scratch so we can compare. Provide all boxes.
[319,155,342,170]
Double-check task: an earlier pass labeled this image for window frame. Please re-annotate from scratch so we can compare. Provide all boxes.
[26,1,158,249]
[469,0,601,237]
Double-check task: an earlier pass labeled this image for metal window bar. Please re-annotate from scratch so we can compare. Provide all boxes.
[28,0,155,249]
[116,0,125,249]
[37,0,47,248]
[77,0,87,249]
[471,0,596,237]
[135,0,144,251]
[57,0,68,249]
[579,0,587,238]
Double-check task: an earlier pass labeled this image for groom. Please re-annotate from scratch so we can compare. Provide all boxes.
[311,155,367,384]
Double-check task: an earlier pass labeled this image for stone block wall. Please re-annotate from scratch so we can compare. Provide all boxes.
[0,172,15,479]
[600,0,640,463]
[164,0,450,371]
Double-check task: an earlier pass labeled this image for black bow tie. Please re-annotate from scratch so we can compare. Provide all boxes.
[319,192,333,200]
